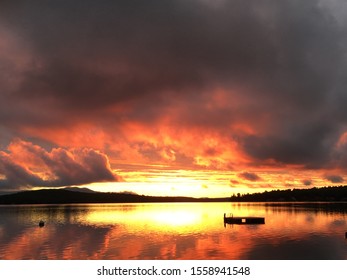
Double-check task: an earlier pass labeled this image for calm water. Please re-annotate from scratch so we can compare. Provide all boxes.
[0,202,346,260]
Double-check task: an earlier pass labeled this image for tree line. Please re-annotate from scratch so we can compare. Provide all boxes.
[230,186,347,202]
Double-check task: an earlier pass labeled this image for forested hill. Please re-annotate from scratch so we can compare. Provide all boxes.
[230,186,347,202]
[0,189,230,204]
[1,186,347,204]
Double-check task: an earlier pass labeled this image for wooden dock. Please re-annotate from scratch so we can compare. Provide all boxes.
[224,213,265,224]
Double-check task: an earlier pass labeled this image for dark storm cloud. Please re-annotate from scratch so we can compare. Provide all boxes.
[0,0,347,170]
[302,179,312,186]
[238,172,261,182]
[242,121,338,168]
[324,174,344,183]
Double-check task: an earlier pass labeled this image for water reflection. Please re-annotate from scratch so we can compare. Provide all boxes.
[0,202,346,259]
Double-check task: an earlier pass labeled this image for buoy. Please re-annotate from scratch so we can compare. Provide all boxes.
[39,220,45,227]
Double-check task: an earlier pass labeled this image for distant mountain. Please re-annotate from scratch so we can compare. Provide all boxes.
[0,191,16,196]
[0,188,230,204]
[62,187,96,193]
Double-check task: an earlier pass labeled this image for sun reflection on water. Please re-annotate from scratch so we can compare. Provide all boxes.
[0,202,346,259]
[81,203,214,234]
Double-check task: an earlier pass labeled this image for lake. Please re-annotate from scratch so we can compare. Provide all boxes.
[0,202,346,260]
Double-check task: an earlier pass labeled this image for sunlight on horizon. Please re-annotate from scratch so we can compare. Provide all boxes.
[85,181,243,198]
[79,167,332,198]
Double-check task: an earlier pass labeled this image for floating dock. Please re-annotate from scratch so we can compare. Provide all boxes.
[224,213,265,225]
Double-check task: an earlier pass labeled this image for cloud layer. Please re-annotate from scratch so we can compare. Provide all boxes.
[1,0,347,190]
[0,139,118,190]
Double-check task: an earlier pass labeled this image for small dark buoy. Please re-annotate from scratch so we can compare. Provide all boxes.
[39,220,45,227]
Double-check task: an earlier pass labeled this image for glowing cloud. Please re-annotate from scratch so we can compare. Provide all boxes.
[1,0,347,194]
[0,139,118,190]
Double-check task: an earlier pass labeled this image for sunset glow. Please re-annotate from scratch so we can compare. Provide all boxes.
[1,0,347,197]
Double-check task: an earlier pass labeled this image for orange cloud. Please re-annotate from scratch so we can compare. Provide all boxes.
[0,139,119,190]
[1,0,347,195]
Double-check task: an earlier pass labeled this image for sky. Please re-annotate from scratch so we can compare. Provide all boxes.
[1,0,347,197]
